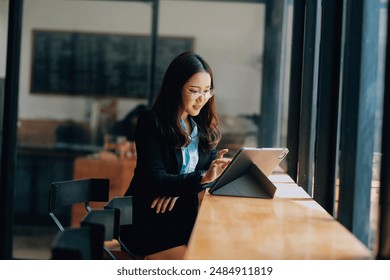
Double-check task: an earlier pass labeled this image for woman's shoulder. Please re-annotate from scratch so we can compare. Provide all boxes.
[138,108,155,121]
[137,108,160,128]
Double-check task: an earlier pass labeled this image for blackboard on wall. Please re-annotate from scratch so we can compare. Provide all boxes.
[30,30,194,98]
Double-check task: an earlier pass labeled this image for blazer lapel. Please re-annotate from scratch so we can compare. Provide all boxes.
[175,148,183,174]
[196,149,207,170]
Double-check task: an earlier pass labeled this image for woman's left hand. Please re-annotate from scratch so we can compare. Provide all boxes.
[151,196,179,213]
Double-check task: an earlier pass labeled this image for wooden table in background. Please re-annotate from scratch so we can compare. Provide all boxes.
[72,156,136,227]
[185,173,372,260]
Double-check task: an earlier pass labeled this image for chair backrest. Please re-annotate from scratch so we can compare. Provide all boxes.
[104,196,133,226]
[49,178,110,231]
[51,225,105,260]
[80,208,119,241]
[104,196,140,259]
[81,208,119,260]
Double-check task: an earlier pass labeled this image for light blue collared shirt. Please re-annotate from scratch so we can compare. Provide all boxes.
[179,117,199,174]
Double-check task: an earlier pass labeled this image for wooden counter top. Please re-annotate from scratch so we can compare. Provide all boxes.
[185,173,372,260]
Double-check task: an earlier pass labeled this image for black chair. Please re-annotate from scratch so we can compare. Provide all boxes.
[49,178,110,231]
[80,208,120,260]
[104,196,140,259]
[51,225,105,260]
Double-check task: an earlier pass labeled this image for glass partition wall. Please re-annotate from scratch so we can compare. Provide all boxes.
[9,0,266,259]
[12,0,150,259]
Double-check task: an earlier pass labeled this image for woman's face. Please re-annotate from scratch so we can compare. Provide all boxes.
[181,71,212,120]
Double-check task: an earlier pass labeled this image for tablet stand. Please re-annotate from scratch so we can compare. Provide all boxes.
[211,163,277,199]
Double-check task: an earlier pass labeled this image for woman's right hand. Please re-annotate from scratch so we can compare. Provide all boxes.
[151,196,178,213]
[201,149,231,184]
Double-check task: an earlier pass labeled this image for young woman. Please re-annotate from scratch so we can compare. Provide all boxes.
[121,52,230,260]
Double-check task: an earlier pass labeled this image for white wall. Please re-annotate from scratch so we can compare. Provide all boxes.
[15,0,264,121]
[159,1,264,117]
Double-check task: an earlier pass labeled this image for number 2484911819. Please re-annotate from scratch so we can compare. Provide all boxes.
[209,266,273,276]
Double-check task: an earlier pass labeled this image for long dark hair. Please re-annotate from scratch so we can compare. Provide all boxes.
[152,52,221,151]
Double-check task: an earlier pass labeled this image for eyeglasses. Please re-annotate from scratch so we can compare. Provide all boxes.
[185,88,215,100]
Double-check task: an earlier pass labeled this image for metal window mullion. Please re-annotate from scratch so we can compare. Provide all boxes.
[286,0,305,182]
[147,0,159,107]
[313,0,343,215]
[1,0,23,260]
[258,0,286,148]
[297,0,321,195]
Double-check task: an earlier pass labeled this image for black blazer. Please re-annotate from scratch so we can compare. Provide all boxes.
[123,109,217,255]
